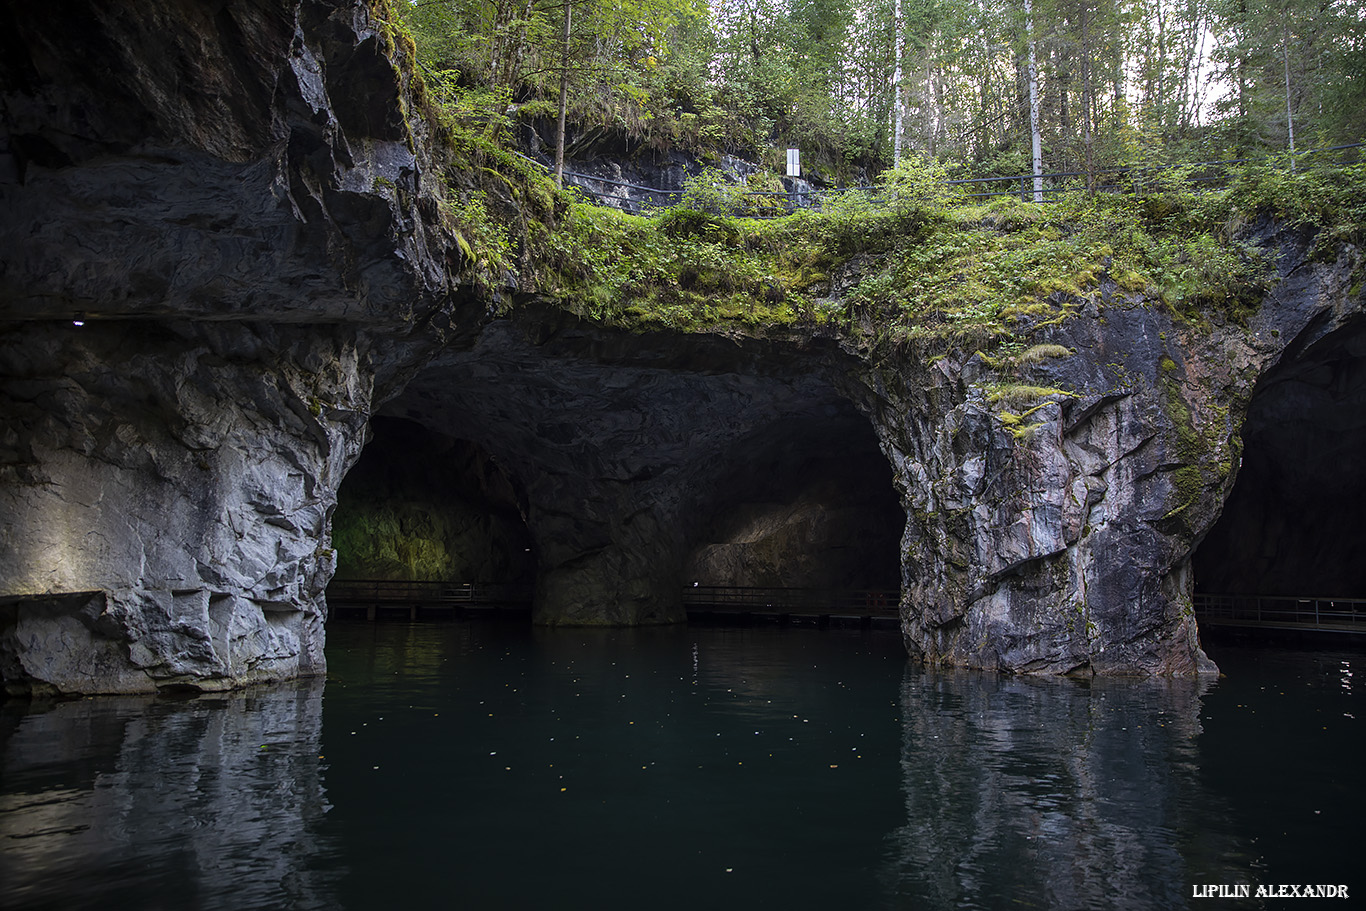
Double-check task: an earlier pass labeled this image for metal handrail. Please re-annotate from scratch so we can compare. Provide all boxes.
[325,579,899,616]
[1194,593,1366,628]
[682,585,900,615]
[326,579,533,604]
[531,141,1365,214]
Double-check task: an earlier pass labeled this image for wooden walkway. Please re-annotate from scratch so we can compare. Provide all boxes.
[326,580,532,621]
[1195,593,1366,636]
[325,580,901,628]
[326,583,1366,639]
[682,585,901,629]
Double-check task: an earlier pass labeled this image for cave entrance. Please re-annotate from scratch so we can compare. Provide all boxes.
[327,417,536,619]
[1193,319,1366,641]
[682,402,904,613]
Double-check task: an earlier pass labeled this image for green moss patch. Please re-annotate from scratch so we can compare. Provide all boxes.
[369,17,1366,358]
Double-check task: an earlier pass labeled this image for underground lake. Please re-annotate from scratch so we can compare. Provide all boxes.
[1,620,1360,910]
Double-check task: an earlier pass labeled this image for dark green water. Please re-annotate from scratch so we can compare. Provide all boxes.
[1,622,1360,910]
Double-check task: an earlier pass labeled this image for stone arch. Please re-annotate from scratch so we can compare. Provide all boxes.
[1194,316,1366,602]
[376,312,905,627]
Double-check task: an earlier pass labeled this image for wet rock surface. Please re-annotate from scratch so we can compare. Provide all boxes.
[0,321,372,693]
[683,436,904,591]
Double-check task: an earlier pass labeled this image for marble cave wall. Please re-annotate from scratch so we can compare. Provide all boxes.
[0,0,464,694]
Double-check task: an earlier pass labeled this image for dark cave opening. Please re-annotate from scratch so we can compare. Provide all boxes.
[1194,319,1366,603]
[682,403,905,593]
[364,320,910,625]
[330,416,536,586]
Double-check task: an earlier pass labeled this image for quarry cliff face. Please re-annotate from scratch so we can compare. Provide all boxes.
[0,0,464,694]
[2,1,1362,694]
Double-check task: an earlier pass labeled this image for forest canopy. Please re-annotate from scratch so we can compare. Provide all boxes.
[395,0,1366,183]
[379,0,1365,349]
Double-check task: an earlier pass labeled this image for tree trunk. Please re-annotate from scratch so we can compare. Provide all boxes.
[1236,0,1248,119]
[1058,47,1072,175]
[1025,0,1044,202]
[1080,2,1095,191]
[485,0,536,139]
[1282,19,1296,169]
[925,57,937,156]
[893,0,904,165]
[554,0,572,188]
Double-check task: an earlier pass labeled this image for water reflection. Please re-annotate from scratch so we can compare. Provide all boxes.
[6,627,1357,910]
[886,668,1241,910]
[0,680,333,911]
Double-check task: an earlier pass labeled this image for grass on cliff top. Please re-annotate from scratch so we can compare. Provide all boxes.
[530,157,1365,351]
[373,3,1366,355]
[437,139,1366,357]
[406,75,1365,351]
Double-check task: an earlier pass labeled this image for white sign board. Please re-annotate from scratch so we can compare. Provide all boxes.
[786,148,800,177]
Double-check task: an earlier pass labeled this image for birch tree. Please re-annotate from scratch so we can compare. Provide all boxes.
[1024,0,1044,199]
